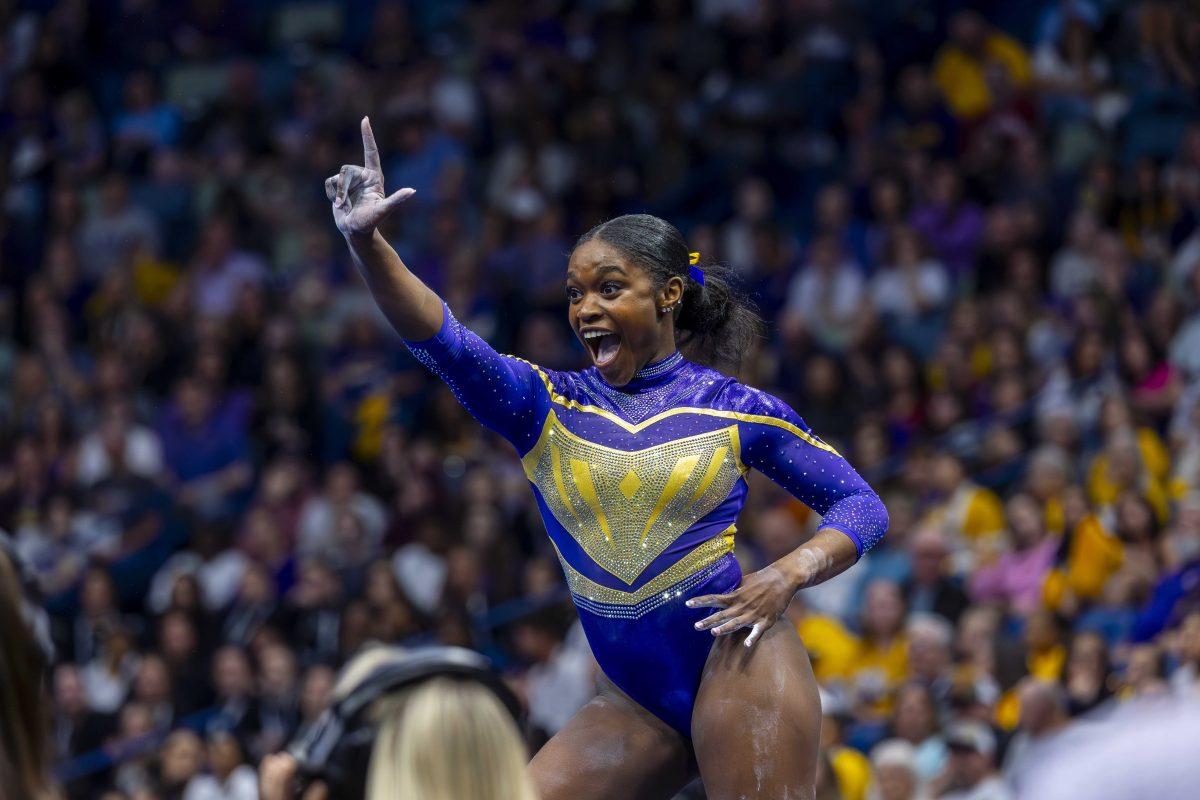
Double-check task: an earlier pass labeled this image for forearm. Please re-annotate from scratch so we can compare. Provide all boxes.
[773,527,859,592]
[344,229,444,340]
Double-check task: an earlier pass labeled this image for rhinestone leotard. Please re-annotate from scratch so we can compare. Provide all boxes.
[404,301,889,735]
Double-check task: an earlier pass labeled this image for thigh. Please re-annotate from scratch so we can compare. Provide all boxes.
[691,622,822,800]
[530,676,693,800]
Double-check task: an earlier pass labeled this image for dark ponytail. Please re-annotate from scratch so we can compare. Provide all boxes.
[573,214,764,368]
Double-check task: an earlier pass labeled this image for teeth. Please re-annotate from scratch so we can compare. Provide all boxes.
[583,331,610,340]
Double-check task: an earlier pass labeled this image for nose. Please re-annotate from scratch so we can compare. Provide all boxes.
[577,293,603,324]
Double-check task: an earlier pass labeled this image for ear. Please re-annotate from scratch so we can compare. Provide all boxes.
[658,276,685,308]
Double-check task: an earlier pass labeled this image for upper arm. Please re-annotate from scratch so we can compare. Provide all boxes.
[737,388,889,558]
[402,301,546,452]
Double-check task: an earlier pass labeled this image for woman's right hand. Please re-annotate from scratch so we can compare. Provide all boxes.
[260,752,329,800]
[324,116,416,240]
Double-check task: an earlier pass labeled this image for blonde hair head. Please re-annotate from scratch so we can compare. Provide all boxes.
[331,645,537,800]
[367,677,536,800]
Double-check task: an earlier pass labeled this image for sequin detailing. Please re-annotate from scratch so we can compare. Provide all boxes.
[557,529,735,612]
[584,370,686,422]
[823,496,890,553]
[404,300,887,576]
[518,358,841,454]
[572,558,734,619]
[402,299,889,735]
[522,411,746,585]
[634,351,683,379]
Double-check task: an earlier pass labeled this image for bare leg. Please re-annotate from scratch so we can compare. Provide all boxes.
[530,675,693,800]
[691,623,822,800]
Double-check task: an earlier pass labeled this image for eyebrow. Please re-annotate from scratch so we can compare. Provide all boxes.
[565,264,627,282]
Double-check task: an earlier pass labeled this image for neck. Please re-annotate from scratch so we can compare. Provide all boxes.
[638,349,680,373]
[643,334,678,368]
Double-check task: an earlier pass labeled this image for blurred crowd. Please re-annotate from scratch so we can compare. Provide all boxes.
[3,0,1200,798]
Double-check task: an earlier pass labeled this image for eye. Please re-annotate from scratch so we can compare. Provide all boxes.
[566,286,581,302]
[601,281,622,295]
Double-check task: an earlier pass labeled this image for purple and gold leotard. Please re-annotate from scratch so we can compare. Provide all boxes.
[404,302,888,735]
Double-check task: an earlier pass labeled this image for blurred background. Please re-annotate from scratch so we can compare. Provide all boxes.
[3,0,1200,798]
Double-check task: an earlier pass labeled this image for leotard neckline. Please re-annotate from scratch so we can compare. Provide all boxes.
[594,350,685,393]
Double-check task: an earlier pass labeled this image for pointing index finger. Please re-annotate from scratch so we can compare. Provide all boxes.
[361,116,381,172]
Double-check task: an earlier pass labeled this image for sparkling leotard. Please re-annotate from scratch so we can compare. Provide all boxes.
[404,302,888,735]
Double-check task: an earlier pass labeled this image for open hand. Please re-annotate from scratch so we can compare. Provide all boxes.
[687,565,797,649]
[324,117,415,239]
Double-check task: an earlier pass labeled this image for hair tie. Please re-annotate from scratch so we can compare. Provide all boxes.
[688,251,705,285]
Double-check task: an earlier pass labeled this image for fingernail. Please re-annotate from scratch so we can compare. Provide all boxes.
[745,639,753,648]
[693,621,702,629]
[685,600,695,607]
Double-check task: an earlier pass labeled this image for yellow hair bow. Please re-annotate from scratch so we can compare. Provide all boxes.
[687,252,705,284]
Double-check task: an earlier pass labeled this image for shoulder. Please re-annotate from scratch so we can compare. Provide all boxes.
[504,356,600,403]
[713,377,808,429]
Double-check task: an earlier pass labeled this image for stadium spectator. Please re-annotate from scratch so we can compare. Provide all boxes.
[934,721,1012,800]
[870,738,930,800]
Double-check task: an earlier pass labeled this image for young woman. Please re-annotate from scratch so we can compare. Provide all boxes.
[324,118,888,799]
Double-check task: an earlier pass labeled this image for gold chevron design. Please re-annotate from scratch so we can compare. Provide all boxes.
[510,357,840,456]
[522,411,745,585]
[554,528,737,607]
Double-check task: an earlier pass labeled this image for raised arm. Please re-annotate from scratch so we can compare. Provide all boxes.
[324,116,441,340]
[324,118,544,451]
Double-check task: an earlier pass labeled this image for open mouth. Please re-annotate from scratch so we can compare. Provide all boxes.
[581,329,621,368]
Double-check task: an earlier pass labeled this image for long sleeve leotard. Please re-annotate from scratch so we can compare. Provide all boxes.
[404,301,888,735]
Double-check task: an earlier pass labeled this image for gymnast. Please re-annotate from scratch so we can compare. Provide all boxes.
[325,118,888,800]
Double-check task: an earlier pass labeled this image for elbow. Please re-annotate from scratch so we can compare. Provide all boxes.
[822,487,888,558]
[875,492,891,542]
[856,488,890,555]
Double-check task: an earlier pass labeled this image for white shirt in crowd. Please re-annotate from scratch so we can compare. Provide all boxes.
[940,775,1013,800]
[76,425,164,486]
[296,492,388,559]
[525,622,596,735]
[147,550,249,614]
[184,765,259,800]
[392,542,448,614]
[870,259,950,319]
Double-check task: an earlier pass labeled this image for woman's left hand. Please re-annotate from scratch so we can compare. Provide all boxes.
[687,565,798,649]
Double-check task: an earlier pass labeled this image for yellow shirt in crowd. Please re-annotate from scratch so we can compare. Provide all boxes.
[831,746,872,800]
[1043,514,1124,611]
[923,483,1006,543]
[1086,428,1171,523]
[933,33,1031,119]
[797,614,861,683]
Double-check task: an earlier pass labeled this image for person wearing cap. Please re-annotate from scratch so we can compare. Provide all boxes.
[934,721,1012,800]
[870,738,930,800]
